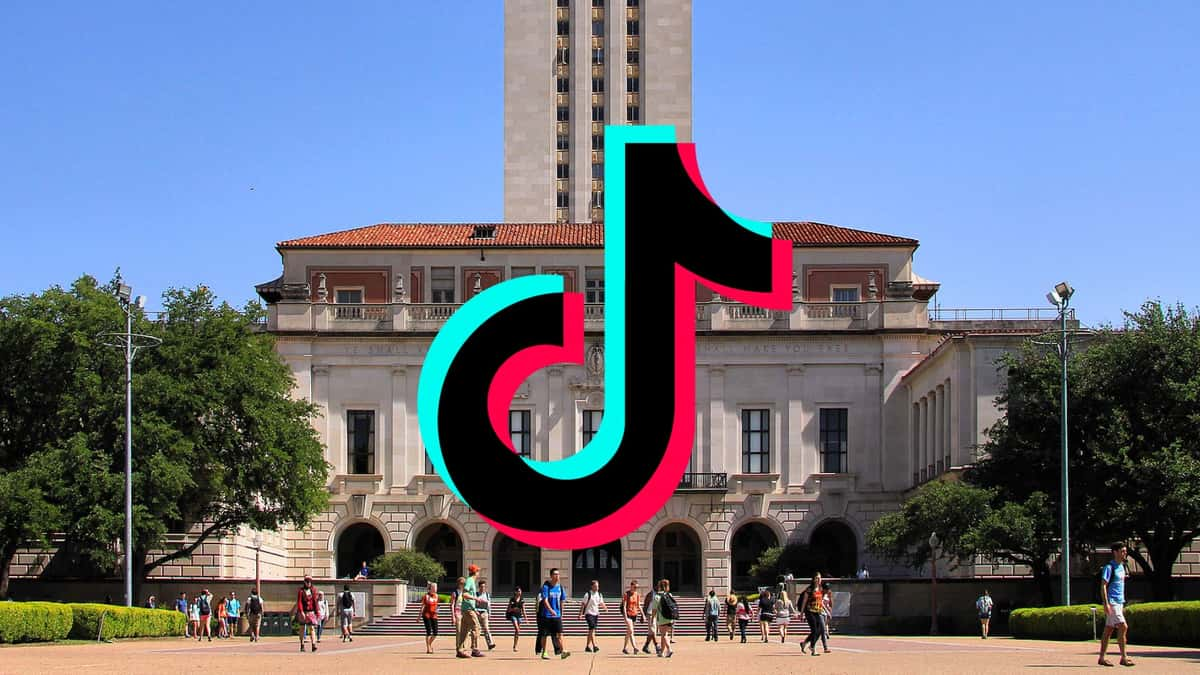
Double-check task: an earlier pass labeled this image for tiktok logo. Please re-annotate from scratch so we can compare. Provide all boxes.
[418,126,792,548]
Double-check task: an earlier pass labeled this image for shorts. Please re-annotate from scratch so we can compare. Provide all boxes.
[777,615,791,626]
[422,616,438,636]
[247,614,262,630]
[507,613,522,624]
[585,614,599,630]
[341,609,353,626]
[302,611,319,625]
[227,616,238,625]
[1105,604,1126,627]
[760,614,775,623]
[543,617,563,636]
[979,612,992,620]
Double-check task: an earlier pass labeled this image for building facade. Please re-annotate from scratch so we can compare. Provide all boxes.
[505,0,691,223]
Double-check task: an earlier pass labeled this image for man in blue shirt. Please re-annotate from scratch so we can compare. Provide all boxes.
[1098,542,1133,667]
[175,593,190,637]
[536,568,570,660]
[226,591,241,638]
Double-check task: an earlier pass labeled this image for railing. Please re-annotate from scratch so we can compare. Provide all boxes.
[676,472,728,491]
[804,302,865,320]
[333,304,389,321]
[584,304,604,322]
[929,307,1075,322]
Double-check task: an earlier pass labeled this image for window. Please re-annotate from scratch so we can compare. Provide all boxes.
[592,48,604,64]
[592,134,603,150]
[557,105,569,122]
[592,20,604,36]
[820,408,849,473]
[510,410,532,457]
[511,266,536,278]
[592,105,605,121]
[558,0,570,6]
[591,163,603,179]
[626,105,640,122]
[592,77,604,92]
[585,267,604,303]
[626,76,639,92]
[832,286,860,302]
[627,20,639,34]
[627,49,639,64]
[431,267,455,303]
[741,409,770,473]
[627,0,638,6]
[582,410,602,445]
[590,190,604,209]
[557,19,569,36]
[592,0,604,6]
[557,77,570,93]
[557,192,570,208]
[557,134,569,150]
[347,410,375,474]
[334,288,362,304]
[557,47,570,65]
[557,163,570,179]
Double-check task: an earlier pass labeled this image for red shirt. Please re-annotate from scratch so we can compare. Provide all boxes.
[297,587,318,612]
[421,593,439,619]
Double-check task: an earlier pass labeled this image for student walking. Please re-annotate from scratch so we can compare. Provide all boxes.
[640,583,659,655]
[197,589,214,642]
[821,582,833,644]
[421,582,439,654]
[735,596,751,643]
[652,579,677,658]
[725,591,739,640]
[216,597,229,639]
[188,598,200,640]
[455,565,484,659]
[1099,542,1134,668]
[245,588,264,642]
[798,573,827,656]
[315,590,328,643]
[775,590,796,643]
[505,587,527,652]
[226,591,241,639]
[536,568,570,660]
[704,589,721,641]
[296,575,320,652]
[476,579,497,650]
[339,584,356,642]
[619,580,643,654]
[579,579,607,653]
[976,589,994,639]
[757,589,775,642]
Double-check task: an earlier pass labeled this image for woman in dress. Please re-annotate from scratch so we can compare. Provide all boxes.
[296,575,320,652]
[774,590,796,643]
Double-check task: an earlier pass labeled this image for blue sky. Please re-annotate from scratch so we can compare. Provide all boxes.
[1,1,1196,326]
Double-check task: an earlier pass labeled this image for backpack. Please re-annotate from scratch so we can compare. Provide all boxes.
[642,590,655,614]
[341,591,354,609]
[659,592,678,620]
[197,595,210,614]
[248,595,263,614]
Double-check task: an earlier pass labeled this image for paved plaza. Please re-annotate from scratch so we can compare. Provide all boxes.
[2,634,1195,674]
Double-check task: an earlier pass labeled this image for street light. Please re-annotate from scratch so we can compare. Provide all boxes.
[100,281,160,607]
[252,533,264,596]
[1046,281,1074,606]
[929,532,940,635]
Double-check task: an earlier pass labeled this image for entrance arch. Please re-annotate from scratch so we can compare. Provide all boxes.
[809,520,858,578]
[336,523,386,579]
[493,534,541,595]
[652,524,702,595]
[572,540,621,595]
[731,522,779,590]
[415,523,464,586]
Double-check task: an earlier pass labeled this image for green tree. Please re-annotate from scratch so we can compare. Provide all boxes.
[0,275,330,600]
[369,549,446,585]
[0,457,62,598]
[865,480,992,571]
[961,492,1060,606]
[969,301,1200,600]
[748,543,821,587]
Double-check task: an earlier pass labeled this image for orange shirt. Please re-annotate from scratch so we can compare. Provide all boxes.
[421,593,439,619]
[623,591,640,617]
[807,589,824,613]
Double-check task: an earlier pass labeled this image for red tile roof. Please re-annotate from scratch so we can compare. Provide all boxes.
[277,221,917,249]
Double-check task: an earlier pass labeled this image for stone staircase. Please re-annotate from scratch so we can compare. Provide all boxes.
[359,596,813,639]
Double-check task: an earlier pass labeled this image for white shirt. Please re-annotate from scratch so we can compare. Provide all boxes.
[583,591,604,616]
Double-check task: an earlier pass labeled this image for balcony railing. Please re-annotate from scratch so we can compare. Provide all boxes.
[929,307,1075,322]
[676,472,728,492]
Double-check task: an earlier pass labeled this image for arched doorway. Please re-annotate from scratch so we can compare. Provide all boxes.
[336,523,386,579]
[493,534,541,596]
[809,520,858,578]
[572,540,621,596]
[731,522,778,591]
[652,524,702,595]
[415,523,463,586]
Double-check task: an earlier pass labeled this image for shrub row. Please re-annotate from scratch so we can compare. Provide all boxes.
[0,601,185,643]
[1010,601,1200,647]
[0,602,74,643]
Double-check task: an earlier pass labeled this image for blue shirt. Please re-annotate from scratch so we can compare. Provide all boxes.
[226,598,240,617]
[1102,561,1126,605]
[539,582,565,618]
[175,598,187,613]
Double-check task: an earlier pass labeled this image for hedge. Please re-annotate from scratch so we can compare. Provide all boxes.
[0,602,74,643]
[67,603,186,640]
[1011,601,1200,646]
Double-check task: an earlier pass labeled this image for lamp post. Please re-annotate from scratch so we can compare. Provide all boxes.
[1045,281,1074,606]
[929,532,940,635]
[253,534,264,596]
[100,281,160,607]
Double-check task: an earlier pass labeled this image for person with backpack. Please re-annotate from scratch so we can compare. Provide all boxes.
[196,589,213,642]
[339,584,356,643]
[725,590,739,640]
[975,589,994,639]
[735,595,751,643]
[704,589,721,641]
[619,580,643,654]
[578,579,607,653]
[535,568,570,660]
[640,582,659,655]
[1099,542,1134,667]
[653,579,677,658]
[476,579,497,651]
[420,582,438,654]
[757,589,775,642]
[226,591,241,638]
[505,586,526,652]
[245,587,264,642]
[296,575,320,652]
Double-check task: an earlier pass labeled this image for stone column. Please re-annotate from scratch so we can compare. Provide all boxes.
[863,364,884,488]
[548,367,565,461]
[786,365,805,488]
[708,365,726,474]
[918,396,928,482]
[390,367,407,493]
[313,366,335,475]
